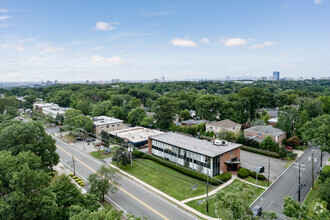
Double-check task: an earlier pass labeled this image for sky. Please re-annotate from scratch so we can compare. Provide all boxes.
[0,0,329,82]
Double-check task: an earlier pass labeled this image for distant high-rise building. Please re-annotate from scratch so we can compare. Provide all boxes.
[273,71,280,81]
[86,80,89,84]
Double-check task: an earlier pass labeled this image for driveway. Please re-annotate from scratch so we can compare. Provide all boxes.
[240,150,288,181]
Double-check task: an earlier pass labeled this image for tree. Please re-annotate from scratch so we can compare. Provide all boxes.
[63,109,83,125]
[308,198,330,219]
[129,97,142,109]
[0,121,59,170]
[108,106,125,120]
[154,97,177,130]
[179,109,191,121]
[261,136,279,153]
[300,114,330,153]
[194,94,223,121]
[100,131,110,148]
[141,116,154,128]
[283,196,308,219]
[112,147,131,166]
[68,115,94,132]
[287,136,302,148]
[88,165,120,202]
[260,110,270,124]
[127,108,147,126]
[275,105,298,138]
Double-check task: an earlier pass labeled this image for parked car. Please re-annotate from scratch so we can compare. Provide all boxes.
[254,165,265,173]
[86,138,95,143]
[252,206,262,217]
[76,137,83,141]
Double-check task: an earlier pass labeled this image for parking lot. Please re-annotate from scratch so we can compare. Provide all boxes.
[240,150,288,181]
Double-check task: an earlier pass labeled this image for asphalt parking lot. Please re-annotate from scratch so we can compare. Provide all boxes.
[240,150,288,181]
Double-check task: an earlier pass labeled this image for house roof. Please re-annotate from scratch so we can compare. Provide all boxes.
[180,119,209,126]
[92,116,123,126]
[150,132,241,157]
[208,119,241,128]
[245,125,285,136]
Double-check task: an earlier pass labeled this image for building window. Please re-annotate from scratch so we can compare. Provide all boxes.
[233,127,235,130]
[106,125,109,128]
[117,124,120,126]
[257,133,261,136]
[112,125,115,127]
[231,151,233,157]
[101,126,104,129]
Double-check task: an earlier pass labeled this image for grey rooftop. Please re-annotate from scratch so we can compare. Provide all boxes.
[150,132,241,157]
[245,125,285,136]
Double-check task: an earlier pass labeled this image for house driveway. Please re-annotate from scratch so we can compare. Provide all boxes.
[240,150,288,181]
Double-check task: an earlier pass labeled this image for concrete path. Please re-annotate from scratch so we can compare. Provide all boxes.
[180,176,238,204]
[238,178,268,189]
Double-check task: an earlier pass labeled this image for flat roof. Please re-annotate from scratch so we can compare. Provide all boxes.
[92,116,123,126]
[109,127,164,143]
[150,132,241,157]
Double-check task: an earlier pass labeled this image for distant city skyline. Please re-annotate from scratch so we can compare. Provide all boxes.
[0,0,330,82]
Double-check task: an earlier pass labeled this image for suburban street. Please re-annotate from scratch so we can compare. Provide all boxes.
[53,134,198,220]
[251,146,329,216]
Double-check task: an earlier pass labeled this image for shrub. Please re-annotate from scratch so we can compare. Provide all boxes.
[238,167,250,178]
[73,176,78,179]
[77,180,84,184]
[132,149,144,158]
[250,171,266,180]
[69,173,74,177]
[79,182,85,186]
[241,146,280,159]
[214,172,232,183]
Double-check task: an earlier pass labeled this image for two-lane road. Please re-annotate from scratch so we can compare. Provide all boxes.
[251,146,329,215]
[54,136,198,220]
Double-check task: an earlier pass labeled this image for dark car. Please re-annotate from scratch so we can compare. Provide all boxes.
[127,124,135,127]
[254,165,265,173]
[86,138,95,143]
[76,137,83,141]
[252,206,262,217]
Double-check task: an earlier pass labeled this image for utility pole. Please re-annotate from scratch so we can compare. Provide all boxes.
[72,155,76,176]
[298,163,301,202]
[206,171,209,214]
[268,154,270,186]
[312,152,314,189]
[320,150,323,171]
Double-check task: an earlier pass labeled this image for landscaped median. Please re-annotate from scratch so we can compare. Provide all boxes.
[90,146,119,159]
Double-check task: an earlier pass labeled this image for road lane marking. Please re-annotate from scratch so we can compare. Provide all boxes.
[56,145,169,220]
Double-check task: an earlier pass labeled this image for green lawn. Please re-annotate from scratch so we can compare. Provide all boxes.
[186,179,265,218]
[113,158,217,201]
[90,146,118,159]
[61,134,76,143]
[240,176,270,187]
[304,165,330,207]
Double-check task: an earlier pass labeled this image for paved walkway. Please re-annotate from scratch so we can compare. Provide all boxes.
[180,176,238,204]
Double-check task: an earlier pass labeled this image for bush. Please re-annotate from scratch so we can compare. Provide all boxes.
[214,172,232,183]
[250,171,266,180]
[132,149,144,158]
[238,167,250,178]
[241,146,280,158]
[73,176,78,179]
[79,182,85,186]
[69,173,74,177]
[77,180,84,184]
[139,153,220,185]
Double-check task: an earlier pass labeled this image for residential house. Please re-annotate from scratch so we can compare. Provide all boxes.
[244,125,286,144]
[206,119,241,134]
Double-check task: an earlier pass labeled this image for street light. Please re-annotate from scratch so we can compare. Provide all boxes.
[128,144,133,174]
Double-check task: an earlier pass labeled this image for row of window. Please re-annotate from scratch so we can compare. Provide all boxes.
[151,145,211,168]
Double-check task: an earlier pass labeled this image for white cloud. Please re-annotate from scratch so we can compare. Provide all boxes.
[0,9,8,13]
[90,46,105,51]
[43,46,63,53]
[199,38,209,44]
[0,44,9,48]
[90,55,123,64]
[95,21,118,31]
[15,46,24,52]
[171,38,197,47]
[314,0,323,4]
[223,38,247,47]
[249,41,275,49]
[0,16,10,21]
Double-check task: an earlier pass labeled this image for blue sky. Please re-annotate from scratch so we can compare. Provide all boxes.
[0,0,329,81]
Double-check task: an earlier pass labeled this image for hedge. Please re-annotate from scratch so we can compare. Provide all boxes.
[69,173,74,177]
[132,151,221,185]
[214,172,232,183]
[241,146,280,159]
[238,167,250,178]
[250,171,266,180]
